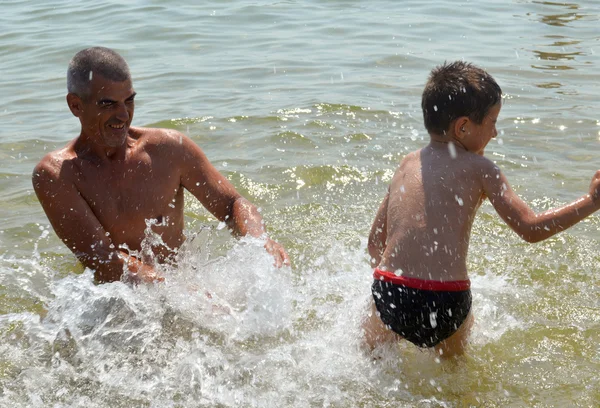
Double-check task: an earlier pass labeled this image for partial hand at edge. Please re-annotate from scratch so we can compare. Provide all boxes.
[589,170,600,205]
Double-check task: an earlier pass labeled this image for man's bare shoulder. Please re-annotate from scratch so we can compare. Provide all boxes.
[133,127,201,156]
[32,143,78,184]
[132,126,187,146]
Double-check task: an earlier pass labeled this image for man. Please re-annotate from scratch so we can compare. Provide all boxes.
[32,47,289,284]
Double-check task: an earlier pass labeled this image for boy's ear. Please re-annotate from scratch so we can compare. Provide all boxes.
[66,93,84,118]
[453,116,469,139]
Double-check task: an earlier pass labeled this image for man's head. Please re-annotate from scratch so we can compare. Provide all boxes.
[66,47,136,148]
[421,61,502,138]
[67,47,131,100]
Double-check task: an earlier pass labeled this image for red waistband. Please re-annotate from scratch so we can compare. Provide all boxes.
[373,268,470,292]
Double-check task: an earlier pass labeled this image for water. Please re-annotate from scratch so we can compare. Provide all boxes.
[1,0,600,406]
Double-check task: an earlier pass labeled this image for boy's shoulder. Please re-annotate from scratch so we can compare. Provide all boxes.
[424,144,501,178]
[392,149,421,176]
[398,149,421,165]
[466,151,500,174]
[398,145,500,176]
[448,150,501,184]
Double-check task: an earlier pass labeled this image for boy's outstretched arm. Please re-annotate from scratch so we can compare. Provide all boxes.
[481,163,600,243]
[368,192,389,268]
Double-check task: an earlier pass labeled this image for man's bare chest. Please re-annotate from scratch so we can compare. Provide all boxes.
[72,156,182,225]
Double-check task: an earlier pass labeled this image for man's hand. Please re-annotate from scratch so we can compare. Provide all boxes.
[264,237,290,268]
[125,259,164,284]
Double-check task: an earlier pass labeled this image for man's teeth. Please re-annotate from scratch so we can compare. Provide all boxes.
[109,123,125,129]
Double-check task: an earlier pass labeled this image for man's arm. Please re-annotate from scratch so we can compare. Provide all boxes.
[175,131,290,267]
[368,192,389,268]
[481,161,600,243]
[32,156,160,283]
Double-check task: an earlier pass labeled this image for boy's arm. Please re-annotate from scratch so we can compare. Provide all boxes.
[368,192,389,268]
[481,162,600,243]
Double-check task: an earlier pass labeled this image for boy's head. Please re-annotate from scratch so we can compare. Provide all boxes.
[421,61,502,138]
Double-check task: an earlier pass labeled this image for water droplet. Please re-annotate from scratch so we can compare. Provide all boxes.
[448,142,457,158]
[429,311,438,328]
[410,129,419,140]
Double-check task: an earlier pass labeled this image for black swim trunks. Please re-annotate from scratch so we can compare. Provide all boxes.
[371,269,472,348]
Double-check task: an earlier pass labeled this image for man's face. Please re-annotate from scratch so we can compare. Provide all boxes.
[77,74,136,148]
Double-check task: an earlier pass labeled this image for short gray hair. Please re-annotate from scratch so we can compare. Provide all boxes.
[67,47,131,98]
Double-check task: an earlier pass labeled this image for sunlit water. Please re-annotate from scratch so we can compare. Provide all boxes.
[1,1,600,406]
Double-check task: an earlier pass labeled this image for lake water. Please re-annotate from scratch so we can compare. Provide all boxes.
[1,1,599,406]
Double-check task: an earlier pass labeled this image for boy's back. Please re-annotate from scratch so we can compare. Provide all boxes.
[382,143,489,282]
[364,61,599,357]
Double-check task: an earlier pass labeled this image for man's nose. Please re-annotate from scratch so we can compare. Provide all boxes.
[115,103,129,121]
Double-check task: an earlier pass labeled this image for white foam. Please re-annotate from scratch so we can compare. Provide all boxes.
[469,273,522,345]
[0,228,531,406]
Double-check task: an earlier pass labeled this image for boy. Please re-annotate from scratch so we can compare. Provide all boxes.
[363,61,600,358]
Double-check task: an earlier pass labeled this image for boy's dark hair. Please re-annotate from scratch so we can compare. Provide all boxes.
[67,47,131,99]
[421,61,502,137]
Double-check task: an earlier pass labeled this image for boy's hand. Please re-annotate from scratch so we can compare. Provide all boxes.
[590,170,600,205]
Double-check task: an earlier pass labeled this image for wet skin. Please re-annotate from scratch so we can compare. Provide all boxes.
[33,74,289,283]
[368,103,600,281]
[364,103,600,357]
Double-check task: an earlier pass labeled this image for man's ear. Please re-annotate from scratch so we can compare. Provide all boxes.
[66,93,84,117]
[453,116,469,140]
